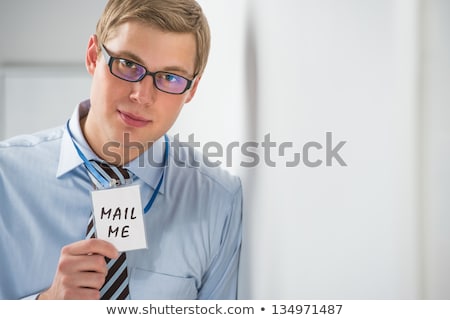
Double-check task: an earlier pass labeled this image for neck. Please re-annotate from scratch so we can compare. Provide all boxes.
[79,116,143,166]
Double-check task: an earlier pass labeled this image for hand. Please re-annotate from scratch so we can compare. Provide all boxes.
[38,239,119,300]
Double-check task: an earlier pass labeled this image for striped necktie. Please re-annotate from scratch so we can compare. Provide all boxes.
[85,161,131,300]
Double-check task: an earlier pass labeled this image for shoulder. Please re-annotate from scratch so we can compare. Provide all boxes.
[0,126,64,166]
[165,135,242,199]
[0,126,64,149]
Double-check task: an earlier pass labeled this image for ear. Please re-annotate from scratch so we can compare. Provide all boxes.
[85,34,99,76]
[184,76,202,104]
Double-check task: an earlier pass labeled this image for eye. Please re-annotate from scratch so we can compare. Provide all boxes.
[164,74,179,83]
[119,59,138,69]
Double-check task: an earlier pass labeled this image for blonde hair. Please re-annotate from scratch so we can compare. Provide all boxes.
[96,0,210,76]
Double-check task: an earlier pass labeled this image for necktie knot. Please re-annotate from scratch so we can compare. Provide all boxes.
[87,160,132,189]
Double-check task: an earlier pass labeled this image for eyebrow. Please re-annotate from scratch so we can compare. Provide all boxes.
[111,48,194,78]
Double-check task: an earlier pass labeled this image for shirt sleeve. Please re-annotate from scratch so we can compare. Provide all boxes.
[197,180,243,299]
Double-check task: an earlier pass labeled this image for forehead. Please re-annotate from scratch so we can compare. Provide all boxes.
[105,21,197,76]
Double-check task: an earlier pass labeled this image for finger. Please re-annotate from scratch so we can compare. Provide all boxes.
[58,268,106,290]
[62,239,119,259]
[75,254,109,274]
[58,252,101,272]
[78,271,108,290]
[60,287,102,300]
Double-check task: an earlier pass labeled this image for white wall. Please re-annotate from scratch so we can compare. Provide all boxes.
[1,0,449,299]
[0,0,105,138]
[1,66,91,137]
[422,0,450,299]
[0,0,106,64]
[238,0,421,299]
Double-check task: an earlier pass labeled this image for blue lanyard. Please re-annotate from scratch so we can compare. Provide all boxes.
[66,120,168,214]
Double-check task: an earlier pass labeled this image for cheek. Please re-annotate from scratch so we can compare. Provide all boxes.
[166,101,185,121]
[155,101,185,133]
[90,72,108,105]
[91,77,126,110]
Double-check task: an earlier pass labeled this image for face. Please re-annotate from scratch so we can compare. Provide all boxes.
[84,21,200,165]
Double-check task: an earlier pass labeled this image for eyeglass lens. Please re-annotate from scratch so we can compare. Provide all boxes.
[112,58,189,94]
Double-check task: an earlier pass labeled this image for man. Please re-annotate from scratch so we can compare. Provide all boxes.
[0,0,243,300]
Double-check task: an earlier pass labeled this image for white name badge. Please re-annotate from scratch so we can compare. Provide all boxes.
[91,184,147,252]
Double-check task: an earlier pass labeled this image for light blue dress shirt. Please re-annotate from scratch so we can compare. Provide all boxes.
[0,100,243,300]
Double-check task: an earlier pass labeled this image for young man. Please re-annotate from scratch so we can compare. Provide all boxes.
[0,0,243,300]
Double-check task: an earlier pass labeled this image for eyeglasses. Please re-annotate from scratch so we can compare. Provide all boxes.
[101,44,195,95]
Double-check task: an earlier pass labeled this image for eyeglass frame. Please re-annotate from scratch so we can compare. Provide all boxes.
[100,44,196,95]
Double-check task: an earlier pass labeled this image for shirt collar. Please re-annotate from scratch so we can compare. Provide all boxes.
[125,135,166,193]
[57,100,166,194]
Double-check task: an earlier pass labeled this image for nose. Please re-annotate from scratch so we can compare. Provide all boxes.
[129,75,157,105]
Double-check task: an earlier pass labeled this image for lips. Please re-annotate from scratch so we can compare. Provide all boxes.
[118,110,151,128]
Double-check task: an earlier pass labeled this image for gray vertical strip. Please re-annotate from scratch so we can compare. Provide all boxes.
[420,0,450,299]
[0,67,5,141]
[417,0,426,300]
[244,5,259,144]
[238,0,259,299]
